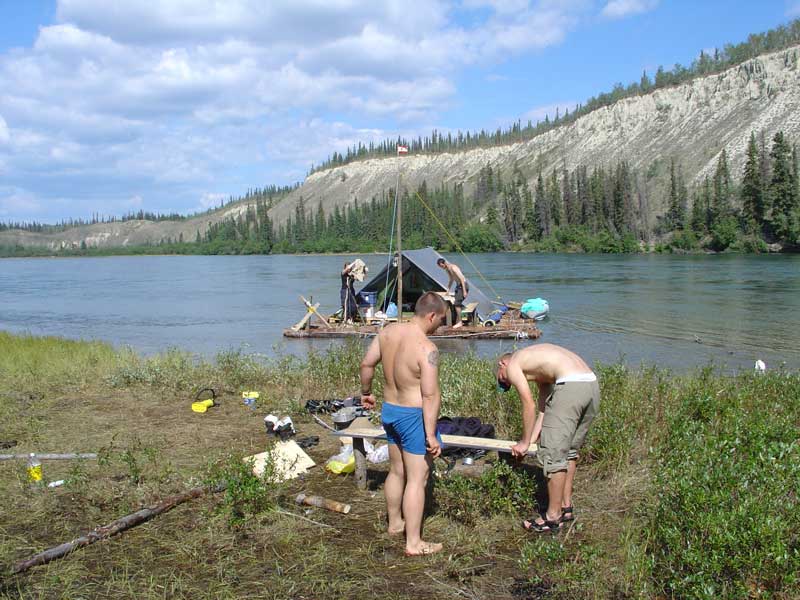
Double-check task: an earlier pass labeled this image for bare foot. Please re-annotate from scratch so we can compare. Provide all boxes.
[387,519,405,536]
[404,541,443,556]
[452,322,463,329]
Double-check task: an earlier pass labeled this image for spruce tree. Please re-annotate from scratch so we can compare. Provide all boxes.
[667,158,687,230]
[562,166,576,226]
[576,166,592,227]
[690,189,706,234]
[614,162,636,233]
[547,169,562,229]
[740,132,763,232]
[315,200,325,236]
[523,180,538,240]
[702,176,713,231]
[535,173,549,237]
[712,149,732,224]
[769,131,798,242]
[793,144,800,218]
[486,203,499,227]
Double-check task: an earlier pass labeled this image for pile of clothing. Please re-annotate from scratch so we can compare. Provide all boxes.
[305,397,360,414]
[437,416,495,459]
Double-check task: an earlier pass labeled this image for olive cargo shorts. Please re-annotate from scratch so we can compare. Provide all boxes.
[537,380,600,477]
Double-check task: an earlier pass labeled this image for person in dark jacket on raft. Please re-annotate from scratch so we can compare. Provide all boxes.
[340,262,358,323]
[496,343,600,533]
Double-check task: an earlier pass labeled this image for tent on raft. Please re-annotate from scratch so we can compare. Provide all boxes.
[356,247,495,320]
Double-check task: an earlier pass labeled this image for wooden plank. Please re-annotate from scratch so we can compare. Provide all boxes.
[461,302,479,315]
[333,428,537,455]
[300,295,332,329]
[290,302,320,331]
[441,434,537,455]
[492,300,522,310]
[332,427,386,439]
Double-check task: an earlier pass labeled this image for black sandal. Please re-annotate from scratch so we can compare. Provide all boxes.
[523,515,561,533]
[561,506,575,522]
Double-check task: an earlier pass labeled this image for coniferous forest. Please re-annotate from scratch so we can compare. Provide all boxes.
[2,129,797,258]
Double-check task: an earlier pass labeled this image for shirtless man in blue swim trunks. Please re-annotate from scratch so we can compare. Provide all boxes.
[496,343,600,533]
[360,292,447,556]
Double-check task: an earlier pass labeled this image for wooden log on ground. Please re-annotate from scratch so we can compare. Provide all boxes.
[295,493,351,514]
[12,484,224,574]
[0,453,97,461]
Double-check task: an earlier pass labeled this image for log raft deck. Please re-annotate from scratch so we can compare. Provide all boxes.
[284,247,543,341]
[283,318,542,340]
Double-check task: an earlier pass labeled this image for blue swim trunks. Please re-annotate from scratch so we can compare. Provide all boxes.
[381,402,442,455]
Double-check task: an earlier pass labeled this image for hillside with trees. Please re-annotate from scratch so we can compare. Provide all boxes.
[2,19,800,256]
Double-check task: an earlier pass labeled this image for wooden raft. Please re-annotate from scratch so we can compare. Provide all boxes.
[333,423,537,490]
[284,322,541,340]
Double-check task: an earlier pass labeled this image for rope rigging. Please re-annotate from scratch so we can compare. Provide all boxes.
[413,190,502,300]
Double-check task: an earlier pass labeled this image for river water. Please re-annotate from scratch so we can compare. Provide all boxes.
[1,253,798,372]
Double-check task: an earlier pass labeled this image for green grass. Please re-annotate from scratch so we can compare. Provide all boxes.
[1,333,799,598]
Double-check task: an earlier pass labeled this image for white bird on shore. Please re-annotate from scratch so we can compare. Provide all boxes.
[755,359,766,373]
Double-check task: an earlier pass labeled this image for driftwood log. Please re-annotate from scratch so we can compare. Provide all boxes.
[12,484,224,574]
[295,493,351,514]
[0,453,97,461]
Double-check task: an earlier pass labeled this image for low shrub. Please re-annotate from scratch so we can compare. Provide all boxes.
[204,451,283,528]
[436,460,539,526]
[645,372,800,598]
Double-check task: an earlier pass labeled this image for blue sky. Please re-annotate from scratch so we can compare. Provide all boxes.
[1,0,799,223]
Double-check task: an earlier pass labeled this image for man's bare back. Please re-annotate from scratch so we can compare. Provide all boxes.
[495,342,599,532]
[378,323,439,408]
[511,343,593,384]
[359,292,448,556]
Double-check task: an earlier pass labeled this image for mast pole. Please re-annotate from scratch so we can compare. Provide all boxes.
[395,164,403,323]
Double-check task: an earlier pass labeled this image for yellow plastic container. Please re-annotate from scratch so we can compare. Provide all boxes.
[191,399,215,413]
[325,454,356,474]
[27,454,42,482]
[241,391,260,400]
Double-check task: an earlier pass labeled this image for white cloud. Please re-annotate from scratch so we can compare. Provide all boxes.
[197,192,226,211]
[0,114,9,144]
[0,0,599,222]
[523,101,578,123]
[0,187,42,218]
[787,1,800,17]
[600,0,658,19]
[462,0,531,16]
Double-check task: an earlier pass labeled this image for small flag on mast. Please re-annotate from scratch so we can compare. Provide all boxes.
[397,145,408,155]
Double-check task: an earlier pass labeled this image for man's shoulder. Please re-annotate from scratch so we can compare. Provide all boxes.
[420,341,439,367]
[376,323,395,342]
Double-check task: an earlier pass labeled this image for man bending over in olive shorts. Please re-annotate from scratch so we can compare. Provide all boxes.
[496,343,600,532]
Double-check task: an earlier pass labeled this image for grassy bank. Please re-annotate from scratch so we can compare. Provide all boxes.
[1,332,798,599]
